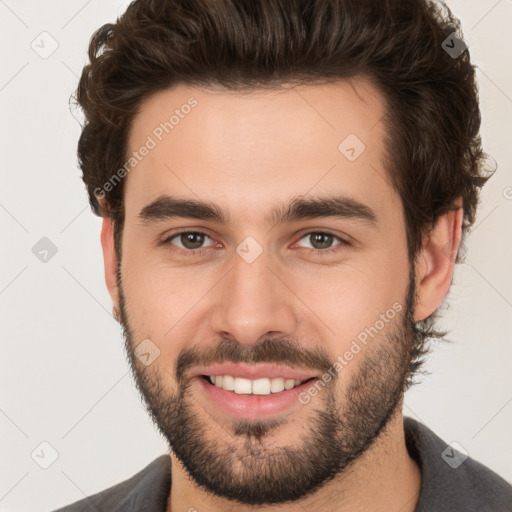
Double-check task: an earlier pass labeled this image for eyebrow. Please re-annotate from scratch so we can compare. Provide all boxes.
[137,194,378,229]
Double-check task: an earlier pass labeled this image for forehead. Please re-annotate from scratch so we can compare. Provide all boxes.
[124,79,399,227]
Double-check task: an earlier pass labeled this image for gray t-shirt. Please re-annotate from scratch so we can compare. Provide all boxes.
[52,417,512,511]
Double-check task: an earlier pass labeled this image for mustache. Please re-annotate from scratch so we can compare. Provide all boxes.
[174,337,334,384]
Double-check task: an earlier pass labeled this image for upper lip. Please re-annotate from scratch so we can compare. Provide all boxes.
[191,362,318,381]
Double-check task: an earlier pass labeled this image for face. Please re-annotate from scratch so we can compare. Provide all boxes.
[111,80,420,505]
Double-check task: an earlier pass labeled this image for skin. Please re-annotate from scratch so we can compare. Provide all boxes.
[100,79,463,512]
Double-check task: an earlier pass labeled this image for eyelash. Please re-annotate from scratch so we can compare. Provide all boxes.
[160,230,350,257]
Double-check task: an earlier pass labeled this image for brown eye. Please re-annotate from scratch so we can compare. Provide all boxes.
[162,231,216,252]
[296,232,347,252]
[179,232,206,250]
[308,233,335,250]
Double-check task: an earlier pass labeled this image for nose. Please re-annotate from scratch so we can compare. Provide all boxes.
[209,249,298,345]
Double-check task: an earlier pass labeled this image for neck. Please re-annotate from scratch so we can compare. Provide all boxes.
[166,408,421,512]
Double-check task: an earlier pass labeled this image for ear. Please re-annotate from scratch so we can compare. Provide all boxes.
[100,216,120,315]
[414,198,464,322]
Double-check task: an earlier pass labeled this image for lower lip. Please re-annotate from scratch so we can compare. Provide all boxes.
[195,376,318,420]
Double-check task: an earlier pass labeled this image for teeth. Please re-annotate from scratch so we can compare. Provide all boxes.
[252,378,271,395]
[207,375,305,395]
[234,377,252,394]
[270,378,285,393]
[284,379,295,390]
[221,375,235,390]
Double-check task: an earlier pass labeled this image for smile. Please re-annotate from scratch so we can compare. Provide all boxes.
[205,375,311,395]
[196,374,319,420]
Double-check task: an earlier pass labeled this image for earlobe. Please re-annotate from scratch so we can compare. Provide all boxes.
[100,216,120,314]
[413,199,464,322]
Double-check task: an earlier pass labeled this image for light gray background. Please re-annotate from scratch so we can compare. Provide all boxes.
[1,1,511,510]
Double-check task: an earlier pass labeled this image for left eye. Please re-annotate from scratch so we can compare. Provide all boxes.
[295,232,345,251]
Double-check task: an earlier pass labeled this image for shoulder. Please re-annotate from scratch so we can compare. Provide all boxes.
[404,417,512,512]
[51,454,171,512]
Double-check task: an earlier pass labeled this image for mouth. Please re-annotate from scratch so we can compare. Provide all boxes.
[200,374,317,395]
[195,374,320,420]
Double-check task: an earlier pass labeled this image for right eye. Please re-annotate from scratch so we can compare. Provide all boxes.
[161,230,219,255]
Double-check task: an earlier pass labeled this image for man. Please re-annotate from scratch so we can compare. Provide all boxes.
[55,0,512,511]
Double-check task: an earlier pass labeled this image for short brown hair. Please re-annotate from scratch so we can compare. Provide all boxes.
[73,0,494,379]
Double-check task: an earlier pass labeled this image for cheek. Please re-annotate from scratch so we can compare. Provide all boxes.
[292,250,408,347]
[124,270,188,330]
[120,245,216,354]
[120,244,176,334]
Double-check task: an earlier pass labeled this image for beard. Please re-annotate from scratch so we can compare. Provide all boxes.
[117,264,418,506]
